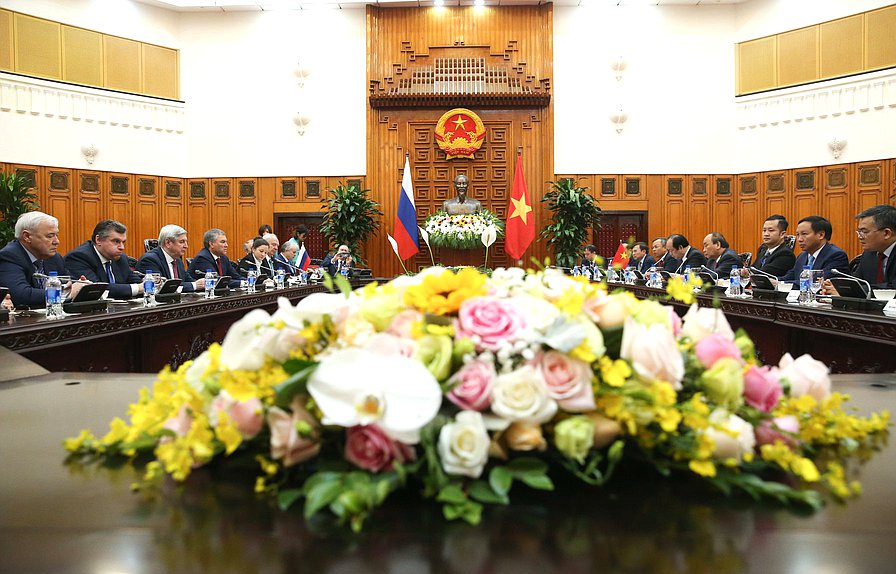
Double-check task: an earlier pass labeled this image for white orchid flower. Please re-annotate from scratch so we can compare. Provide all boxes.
[307,348,442,444]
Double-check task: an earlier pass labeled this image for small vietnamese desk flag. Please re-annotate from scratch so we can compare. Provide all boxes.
[505,153,534,261]
[611,242,630,268]
[393,155,419,261]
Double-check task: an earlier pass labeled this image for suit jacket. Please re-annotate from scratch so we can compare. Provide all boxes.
[755,243,796,279]
[188,248,242,288]
[64,241,143,299]
[708,250,741,277]
[627,254,656,273]
[655,253,680,272]
[271,253,298,275]
[322,253,353,277]
[137,247,197,292]
[853,246,896,288]
[238,254,275,278]
[781,243,850,282]
[0,241,69,307]
[672,247,708,273]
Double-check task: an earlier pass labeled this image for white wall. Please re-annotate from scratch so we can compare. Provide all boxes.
[554,5,738,175]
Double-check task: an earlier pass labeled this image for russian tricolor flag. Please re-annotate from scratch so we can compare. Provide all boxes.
[393,155,419,261]
[296,244,311,270]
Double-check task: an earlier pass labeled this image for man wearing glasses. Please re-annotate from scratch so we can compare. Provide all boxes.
[824,205,896,295]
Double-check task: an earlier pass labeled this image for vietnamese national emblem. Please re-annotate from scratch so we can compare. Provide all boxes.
[434,108,486,159]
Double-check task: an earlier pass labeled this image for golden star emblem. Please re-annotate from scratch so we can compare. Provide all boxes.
[451,115,468,130]
[509,195,532,225]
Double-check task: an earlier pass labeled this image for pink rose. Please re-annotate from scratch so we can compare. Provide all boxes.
[583,292,627,328]
[344,424,416,472]
[619,317,684,389]
[456,297,527,351]
[694,334,743,369]
[777,353,831,401]
[268,396,321,467]
[668,307,682,336]
[755,415,800,447]
[163,404,192,437]
[211,391,264,438]
[388,309,423,339]
[364,332,418,358]
[536,351,595,412]
[743,365,782,412]
[447,360,496,411]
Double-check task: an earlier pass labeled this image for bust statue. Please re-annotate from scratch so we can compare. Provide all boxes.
[443,174,481,215]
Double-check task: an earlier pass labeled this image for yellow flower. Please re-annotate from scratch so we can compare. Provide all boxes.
[665,275,695,304]
[656,408,682,433]
[404,268,486,315]
[599,356,631,388]
[689,460,716,477]
[214,412,243,455]
[255,455,279,476]
[64,429,96,452]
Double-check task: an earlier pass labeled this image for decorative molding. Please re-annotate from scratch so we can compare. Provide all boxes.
[164,180,181,199]
[189,181,206,200]
[795,170,815,191]
[692,178,707,196]
[110,176,129,196]
[138,178,156,197]
[826,168,847,189]
[859,165,881,186]
[169,332,214,371]
[238,180,255,199]
[625,178,641,196]
[214,180,230,199]
[306,180,321,199]
[667,178,683,196]
[80,173,99,193]
[740,176,757,195]
[49,171,69,191]
[735,68,896,130]
[281,180,297,198]
[600,177,615,196]
[0,72,185,133]
[767,174,785,193]
[716,178,731,196]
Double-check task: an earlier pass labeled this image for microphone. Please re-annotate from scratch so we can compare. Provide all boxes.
[699,266,719,281]
[832,269,872,299]
[749,266,776,279]
[275,254,298,274]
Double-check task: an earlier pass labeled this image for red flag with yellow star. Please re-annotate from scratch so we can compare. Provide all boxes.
[505,153,534,261]
[611,242,630,268]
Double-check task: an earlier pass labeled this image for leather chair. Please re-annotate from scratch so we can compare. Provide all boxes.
[849,253,863,274]
[783,235,796,250]
[738,252,752,267]
[143,239,159,252]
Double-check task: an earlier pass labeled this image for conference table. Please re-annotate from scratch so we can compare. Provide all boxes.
[619,283,896,374]
[0,360,893,573]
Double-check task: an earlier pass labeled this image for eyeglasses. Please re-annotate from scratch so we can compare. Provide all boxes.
[856,228,880,238]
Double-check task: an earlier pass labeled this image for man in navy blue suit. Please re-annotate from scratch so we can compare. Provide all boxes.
[137,225,206,293]
[0,211,84,307]
[65,220,144,299]
[187,229,242,288]
[755,214,796,278]
[627,242,656,273]
[651,237,679,272]
[702,232,740,276]
[825,205,896,295]
[666,234,707,273]
[780,216,849,283]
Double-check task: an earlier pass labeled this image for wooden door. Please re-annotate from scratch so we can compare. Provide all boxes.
[275,214,326,262]
[594,212,647,261]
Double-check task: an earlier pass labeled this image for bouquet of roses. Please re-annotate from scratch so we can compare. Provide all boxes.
[422,210,504,250]
[66,267,889,531]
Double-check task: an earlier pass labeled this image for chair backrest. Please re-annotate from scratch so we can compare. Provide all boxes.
[783,235,796,250]
[143,238,159,253]
[849,253,863,274]
[738,252,752,267]
[126,256,138,270]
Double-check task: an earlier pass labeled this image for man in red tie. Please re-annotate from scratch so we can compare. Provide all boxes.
[825,205,896,295]
[188,229,243,288]
[137,225,206,292]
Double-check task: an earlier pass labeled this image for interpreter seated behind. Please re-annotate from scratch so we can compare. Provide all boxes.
[443,174,481,215]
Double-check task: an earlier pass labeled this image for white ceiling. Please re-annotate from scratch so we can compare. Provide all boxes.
[135,0,750,12]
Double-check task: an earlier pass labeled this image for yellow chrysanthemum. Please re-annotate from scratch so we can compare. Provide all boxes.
[599,356,631,388]
[404,268,486,315]
[689,460,717,477]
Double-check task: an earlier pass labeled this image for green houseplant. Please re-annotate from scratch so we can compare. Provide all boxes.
[540,179,601,268]
[0,172,40,248]
[319,182,383,266]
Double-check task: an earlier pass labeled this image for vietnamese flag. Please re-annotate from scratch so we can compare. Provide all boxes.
[611,243,630,268]
[505,153,534,261]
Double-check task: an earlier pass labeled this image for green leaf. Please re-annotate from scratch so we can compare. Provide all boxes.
[506,457,549,476]
[489,466,513,496]
[469,480,509,505]
[519,474,554,491]
[458,501,483,525]
[277,488,305,511]
[443,503,460,520]
[303,479,343,519]
[273,362,318,408]
[437,484,467,505]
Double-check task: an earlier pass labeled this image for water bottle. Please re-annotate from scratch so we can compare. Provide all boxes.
[247,269,257,294]
[624,268,633,284]
[276,269,285,289]
[205,269,215,299]
[340,263,350,279]
[45,271,63,319]
[582,266,592,281]
[683,265,692,284]
[571,266,581,277]
[143,271,156,307]
[729,266,742,297]
[798,265,812,305]
[647,266,658,288]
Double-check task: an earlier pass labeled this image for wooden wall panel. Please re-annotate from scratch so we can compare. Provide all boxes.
[764,170,790,219]
[136,175,160,249]
[235,178,258,249]
[822,164,854,254]
[106,172,135,244]
[44,167,74,252]
[162,178,185,230]
[662,175,688,240]
[211,178,236,246]
[75,170,104,246]
[735,173,763,254]
[711,176,735,242]
[187,179,210,250]
[689,175,711,244]
[791,167,819,220]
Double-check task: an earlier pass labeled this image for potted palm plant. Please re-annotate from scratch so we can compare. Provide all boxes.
[540,178,601,268]
[320,182,383,267]
[0,171,39,248]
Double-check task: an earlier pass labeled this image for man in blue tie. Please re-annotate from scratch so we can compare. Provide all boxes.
[626,242,656,273]
[780,215,849,283]
[0,211,84,307]
[754,214,796,278]
[65,220,144,299]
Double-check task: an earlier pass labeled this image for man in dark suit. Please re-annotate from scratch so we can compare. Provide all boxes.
[0,211,84,307]
[273,242,299,275]
[137,225,206,293]
[627,242,656,273]
[781,216,849,283]
[651,237,679,272]
[825,205,896,295]
[702,232,740,276]
[666,234,707,273]
[187,229,242,288]
[65,220,144,299]
[755,214,796,278]
[322,244,354,277]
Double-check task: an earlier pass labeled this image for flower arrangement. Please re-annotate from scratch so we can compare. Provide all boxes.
[66,268,889,532]
[422,210,504,250]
